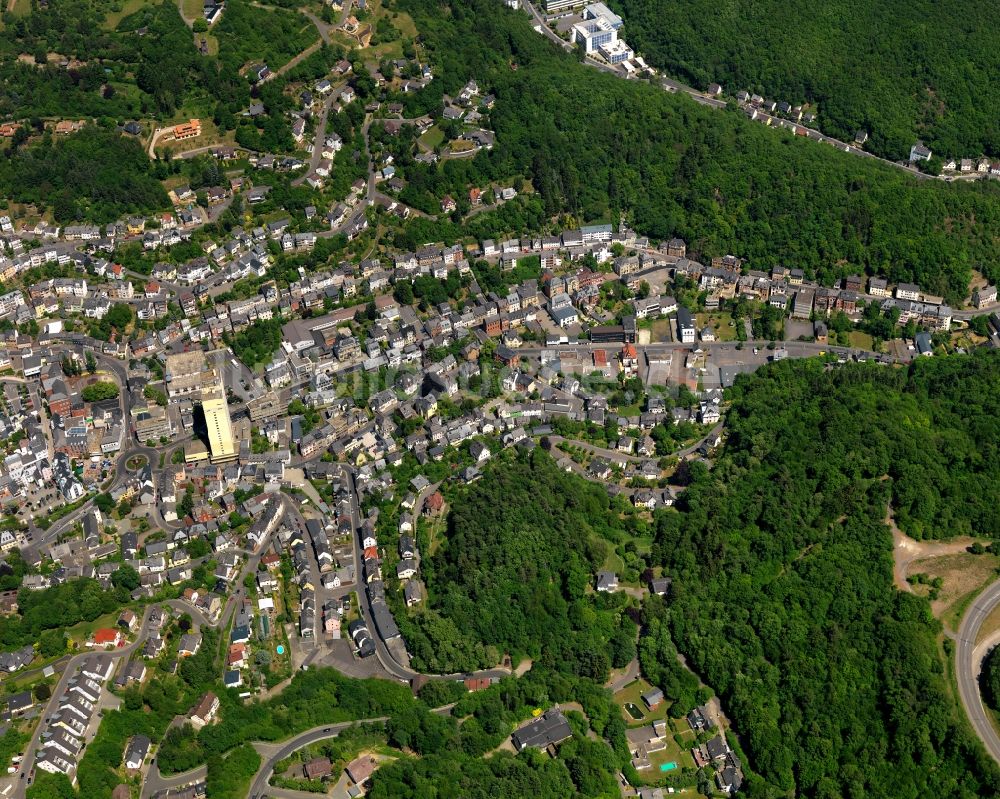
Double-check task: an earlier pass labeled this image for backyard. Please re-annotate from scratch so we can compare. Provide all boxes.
[417,125,445,152]
[696,311,738,342]
[614,678,669,725]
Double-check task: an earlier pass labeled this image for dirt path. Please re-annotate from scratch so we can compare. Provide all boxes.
[888,502,978,591]
[176,0,194,27]
[274,39,322,78]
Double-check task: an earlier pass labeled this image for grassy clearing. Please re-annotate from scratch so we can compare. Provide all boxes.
[180,0,202,23]
[102,0,155,30]
[64,610,121,647]
[648,318,673,343]
[846,330,874,350]
[418,125,445,151]
[910,551,999,630]
[383,5,416,38]
[975,603,1000,647]
[601,549,625,575]
[198,33,220,56]
[8,0,31,18]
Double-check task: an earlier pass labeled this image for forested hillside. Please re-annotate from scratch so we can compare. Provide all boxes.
[400,451,638,677]
[610,0,1000,162]
[655,352,1000,797]
[397,0,1000,302]
[0,127,167,221]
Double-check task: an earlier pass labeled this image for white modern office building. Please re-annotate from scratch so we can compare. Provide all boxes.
[571,3,633,64]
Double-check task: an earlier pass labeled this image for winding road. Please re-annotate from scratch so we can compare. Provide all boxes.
[519,0,935,181]
[956,581,1000,764]
[11,604,162,798]
[246,718,387,798]
[337,466,511,685]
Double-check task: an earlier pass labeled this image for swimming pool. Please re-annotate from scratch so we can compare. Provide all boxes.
[276,644,285,655]
[660,762,677,772]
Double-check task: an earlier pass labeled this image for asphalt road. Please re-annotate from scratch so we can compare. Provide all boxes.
[956,580,1000,763]
[246,718,388,798]
[516,339,885,362]
[246,705,453,798]
[292,91,338,189]
[11,604,160,799]
[141,763,207,799]
[341,466,511,685]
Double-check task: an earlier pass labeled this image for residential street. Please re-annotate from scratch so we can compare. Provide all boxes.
[10,605,159,798]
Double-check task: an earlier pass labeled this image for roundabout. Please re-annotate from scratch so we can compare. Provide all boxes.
[125,454,149,472]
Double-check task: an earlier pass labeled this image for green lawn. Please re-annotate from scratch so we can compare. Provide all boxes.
[180,0,202,23]
[647,730,697,773]
[601,549,625,574]
[696,311,737,341]
[102,0,156,30]
[846,330,874,350]
[8,0,31,18]
[418,125,445,151]
[614,678,668,724]
[65,610,122,647]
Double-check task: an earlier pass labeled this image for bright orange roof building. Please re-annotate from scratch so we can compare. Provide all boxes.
[173,119,201,140]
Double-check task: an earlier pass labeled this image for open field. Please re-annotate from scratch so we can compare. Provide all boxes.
[648,318,674,343]
[910,552,998,619]
[846,330,874,350]
[180,0,202,23]
[102,0,155,29]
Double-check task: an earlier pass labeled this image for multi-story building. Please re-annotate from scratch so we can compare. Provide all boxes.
[677,307,696,344]
[164,350,236,461]
[132,405,172,443]
[202,380,236,463]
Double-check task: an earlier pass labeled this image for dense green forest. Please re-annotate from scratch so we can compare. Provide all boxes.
[369,665,632,798]
[0,127,167,221]
[213,0,317,73]
[653,352,1000,797]
[983,646,1000,714]
[610,0,1000,162]
[0,0,217,119]
[399,451,638,678]
[0,0,315,125]
[394,0,1000,302]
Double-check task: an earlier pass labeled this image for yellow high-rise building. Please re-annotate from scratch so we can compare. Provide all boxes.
[202,383,236,462]
[164,349,237,462]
